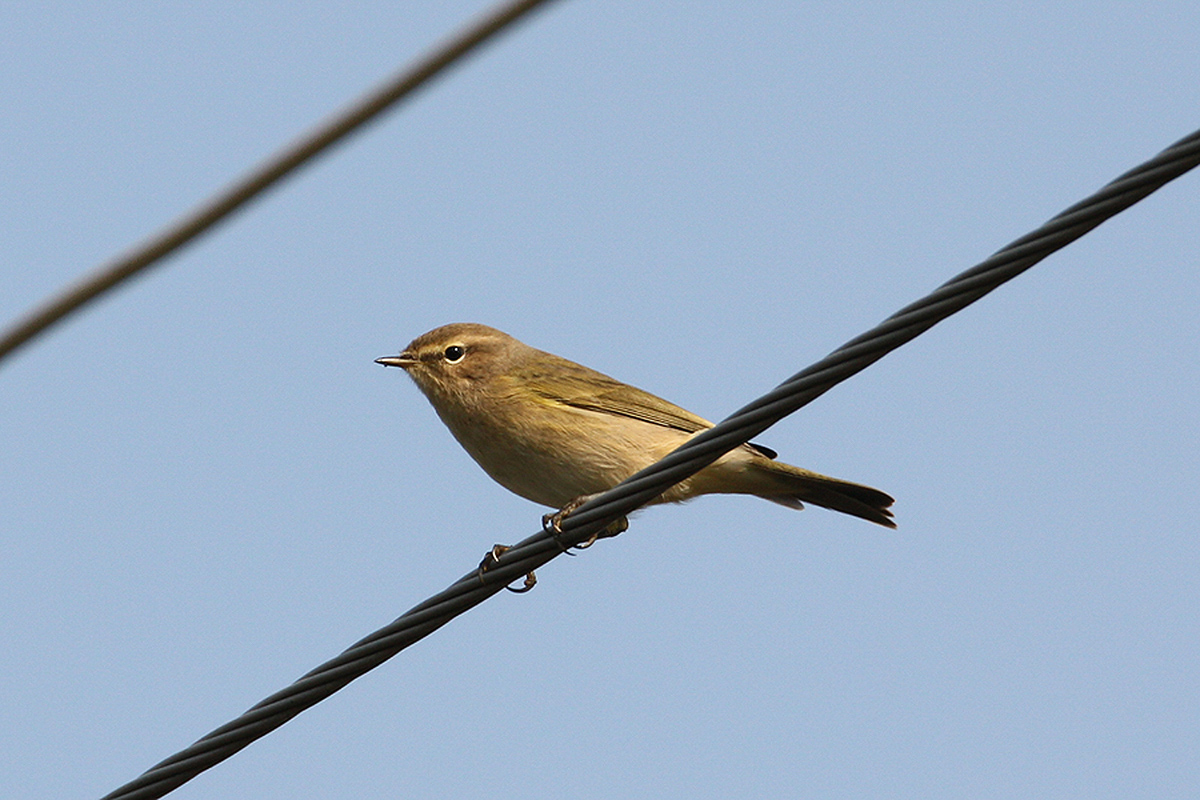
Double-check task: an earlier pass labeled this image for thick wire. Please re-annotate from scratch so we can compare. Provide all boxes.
[0,0,561,367]
[99,128,1200,800]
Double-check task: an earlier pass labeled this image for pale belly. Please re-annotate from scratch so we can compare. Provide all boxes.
[435,401,694,508]
[432,399,770,510]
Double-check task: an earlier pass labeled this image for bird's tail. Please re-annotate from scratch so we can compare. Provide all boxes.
[751,458,896,528]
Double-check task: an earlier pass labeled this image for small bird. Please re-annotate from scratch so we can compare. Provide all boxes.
[377,323,894,532]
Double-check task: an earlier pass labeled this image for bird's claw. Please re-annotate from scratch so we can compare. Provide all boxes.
[543,499,585,554]
[541,496,587,535]
[542,500,629,551]
[479,544,537,593]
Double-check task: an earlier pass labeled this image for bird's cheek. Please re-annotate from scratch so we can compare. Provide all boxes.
[407,370,438,395]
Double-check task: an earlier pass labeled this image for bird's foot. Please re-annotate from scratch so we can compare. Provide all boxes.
[478,544,537,593]
[543,497,629,550]
[575,515,630,549]
[541,496,590,535]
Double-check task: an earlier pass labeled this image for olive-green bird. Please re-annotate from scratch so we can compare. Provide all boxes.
[377,323,894,529]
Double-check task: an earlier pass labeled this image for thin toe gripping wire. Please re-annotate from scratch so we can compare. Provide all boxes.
[101,128,1200,800]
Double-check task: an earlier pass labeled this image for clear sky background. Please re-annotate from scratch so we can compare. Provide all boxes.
[3,3,1198,798]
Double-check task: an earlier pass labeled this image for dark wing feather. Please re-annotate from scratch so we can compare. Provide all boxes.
[747,442,778,459]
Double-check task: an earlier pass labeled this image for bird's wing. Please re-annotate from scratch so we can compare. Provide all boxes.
[526,354,713,433]
[524,354,780,459]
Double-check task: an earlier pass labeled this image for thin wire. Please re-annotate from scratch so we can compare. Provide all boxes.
[0,0,561,367]
[99,128,1200,800]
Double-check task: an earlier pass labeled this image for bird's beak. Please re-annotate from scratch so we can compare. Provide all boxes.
[375,352,416,369]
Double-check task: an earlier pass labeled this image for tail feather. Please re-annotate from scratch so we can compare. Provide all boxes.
[756,460,896,529]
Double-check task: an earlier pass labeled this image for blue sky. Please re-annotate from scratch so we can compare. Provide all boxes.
[3,3,1198,798]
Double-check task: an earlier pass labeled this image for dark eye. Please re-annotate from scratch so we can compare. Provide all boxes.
[443,345,466,363]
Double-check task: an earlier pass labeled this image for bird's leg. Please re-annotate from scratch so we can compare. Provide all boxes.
[478,544,536,593]
[542,495,629,550]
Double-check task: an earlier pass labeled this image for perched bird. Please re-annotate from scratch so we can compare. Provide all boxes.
[377,323,894,532]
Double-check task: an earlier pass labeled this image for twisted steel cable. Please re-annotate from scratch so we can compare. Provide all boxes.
[101,128,1200,800]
